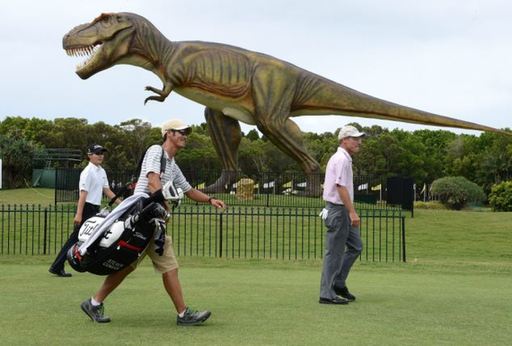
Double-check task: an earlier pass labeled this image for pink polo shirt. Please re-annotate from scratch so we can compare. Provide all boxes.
[322,147,354,204]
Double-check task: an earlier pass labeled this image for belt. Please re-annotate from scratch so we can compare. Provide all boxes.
[326,201,344,207]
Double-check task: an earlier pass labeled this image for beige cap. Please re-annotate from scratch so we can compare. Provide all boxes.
[160,119,190,137]
[338,125,366,140]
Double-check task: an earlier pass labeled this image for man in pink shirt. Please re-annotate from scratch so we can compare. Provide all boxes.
[319,125,365,304]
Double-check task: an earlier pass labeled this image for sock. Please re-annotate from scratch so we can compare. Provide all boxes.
[91,297,102,306]
[178,308,187,318]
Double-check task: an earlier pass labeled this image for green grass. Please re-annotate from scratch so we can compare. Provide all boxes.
[407,209,512,266]
[0,257,511,345]
[0,187,55,205]
[1,188,512,344]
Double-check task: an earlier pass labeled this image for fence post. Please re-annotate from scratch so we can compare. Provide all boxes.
[43,207,48,255]
[54,171,58,205]
[218,212,223,258]
[401,216,406,262]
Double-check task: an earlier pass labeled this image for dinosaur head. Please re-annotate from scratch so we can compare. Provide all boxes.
[63,13,137,79]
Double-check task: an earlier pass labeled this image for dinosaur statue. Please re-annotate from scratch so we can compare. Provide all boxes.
[63,12,507,195]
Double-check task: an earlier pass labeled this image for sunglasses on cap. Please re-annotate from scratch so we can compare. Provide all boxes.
[88,150,106,155]
[170,128,192,136]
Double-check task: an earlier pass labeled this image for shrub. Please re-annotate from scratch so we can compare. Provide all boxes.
[414,201,446,210]
[431,176,485,210]
[488,181,512,212]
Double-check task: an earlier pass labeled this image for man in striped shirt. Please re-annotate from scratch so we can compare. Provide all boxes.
[81,119,226,326]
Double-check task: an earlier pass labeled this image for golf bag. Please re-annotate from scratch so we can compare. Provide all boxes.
[67,181,183,275]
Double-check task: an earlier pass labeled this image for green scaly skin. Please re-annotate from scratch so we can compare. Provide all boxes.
[63,12,508,195]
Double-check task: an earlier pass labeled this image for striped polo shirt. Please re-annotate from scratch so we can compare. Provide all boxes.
[133,144,192,194]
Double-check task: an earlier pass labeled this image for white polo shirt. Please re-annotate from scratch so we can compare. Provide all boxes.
[79,162,109,206]
[322,147,354,204]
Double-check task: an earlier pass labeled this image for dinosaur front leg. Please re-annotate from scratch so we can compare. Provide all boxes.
[144,83,173,104]
[202,107,241,193]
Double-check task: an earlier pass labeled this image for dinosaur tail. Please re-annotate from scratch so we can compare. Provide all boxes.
[294,77,507,134]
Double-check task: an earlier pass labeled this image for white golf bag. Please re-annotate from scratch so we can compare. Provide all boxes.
[67,181,183,275]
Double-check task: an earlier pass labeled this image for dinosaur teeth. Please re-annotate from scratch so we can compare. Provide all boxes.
[67,43,103,71]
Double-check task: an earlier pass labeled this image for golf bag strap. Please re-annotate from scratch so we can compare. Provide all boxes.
[108,147,166,206]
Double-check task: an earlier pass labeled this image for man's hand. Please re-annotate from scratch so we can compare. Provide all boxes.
[73,214,82,225]
[209,197,226,209]
[349,211,360,227]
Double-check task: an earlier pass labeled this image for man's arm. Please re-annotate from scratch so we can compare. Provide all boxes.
[336,184,360,227]
[147,172,163,193]
[148,173,226,209]
[74,190,88,225]
[103,187,121,205]
[185,188,226,209]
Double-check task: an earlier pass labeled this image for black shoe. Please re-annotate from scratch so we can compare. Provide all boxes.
[177,307,211,326]
[334,286,356,302]
[81,299,111,323]
[319,296,349,305]
[49,267,72,277]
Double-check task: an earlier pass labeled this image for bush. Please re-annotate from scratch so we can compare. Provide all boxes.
[414,201,446,210]
[431,176,485,210]
[488,181,512,212]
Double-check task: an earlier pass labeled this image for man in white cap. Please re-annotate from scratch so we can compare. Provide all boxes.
[81,119,226,326]
[319,125,365,304]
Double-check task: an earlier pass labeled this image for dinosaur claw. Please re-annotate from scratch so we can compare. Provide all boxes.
[144,96,165,104]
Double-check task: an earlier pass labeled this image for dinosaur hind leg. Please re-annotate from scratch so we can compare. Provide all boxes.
[257,118,322,196]
[251,66,322,196]
[203,107,241,193]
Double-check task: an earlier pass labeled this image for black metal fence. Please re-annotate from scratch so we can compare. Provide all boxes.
[54,168,81,204]
[0,204,406,262]
[56,168,389,209]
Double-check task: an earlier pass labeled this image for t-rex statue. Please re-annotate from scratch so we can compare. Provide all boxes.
[63,12,507,195]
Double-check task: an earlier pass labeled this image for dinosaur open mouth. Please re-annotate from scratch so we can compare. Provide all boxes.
[65,42,103,72]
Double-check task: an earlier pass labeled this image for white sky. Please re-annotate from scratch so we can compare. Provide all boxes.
[1,0,511,135]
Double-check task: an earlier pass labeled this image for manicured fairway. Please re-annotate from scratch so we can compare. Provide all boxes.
[1,257,511,345]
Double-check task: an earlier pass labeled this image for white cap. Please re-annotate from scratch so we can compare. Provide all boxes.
[338,125,366,140]
[160,119,190,137]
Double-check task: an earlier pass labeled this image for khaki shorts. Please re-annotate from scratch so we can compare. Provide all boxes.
[131,234,179,273]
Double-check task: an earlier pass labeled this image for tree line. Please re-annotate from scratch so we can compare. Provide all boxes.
[1,116,511,195]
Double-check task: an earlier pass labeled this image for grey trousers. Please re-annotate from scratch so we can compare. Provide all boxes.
[319,202,363,299]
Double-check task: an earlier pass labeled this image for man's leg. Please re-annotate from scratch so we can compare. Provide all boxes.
[50,204,99,276]
[162,269,186,313]
[48,226,80,276]
[161,268,212,325]
[148,233,211,325]
[319,206,350,299]
[81,265,134,323]
[334,226,363,289]
[94,265,135,302]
